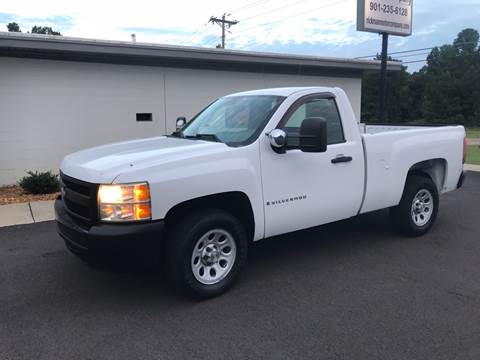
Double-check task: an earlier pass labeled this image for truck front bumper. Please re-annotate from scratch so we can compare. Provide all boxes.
[55,198,165,259]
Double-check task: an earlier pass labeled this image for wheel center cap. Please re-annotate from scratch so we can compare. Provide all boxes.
[414,200,423,214]
[201,244,219,265]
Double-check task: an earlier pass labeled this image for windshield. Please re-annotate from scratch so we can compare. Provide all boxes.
[179,95,285,146]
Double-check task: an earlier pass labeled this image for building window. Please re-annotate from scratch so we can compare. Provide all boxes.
[136,113,152,122]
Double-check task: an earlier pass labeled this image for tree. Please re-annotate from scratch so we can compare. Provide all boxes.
[31,26,62,36]
[361,27,480,128]
[407,70,427,121]
[423,29,480,126]
[5,22,63,36]
[6,22,21,32]
[454,28,479,54]
[361,55,412,123]
[361,66,413,123]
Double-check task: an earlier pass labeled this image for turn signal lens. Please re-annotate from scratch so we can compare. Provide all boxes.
[98,183,151,222]
[133,183,150,202]
[134,203,151,220]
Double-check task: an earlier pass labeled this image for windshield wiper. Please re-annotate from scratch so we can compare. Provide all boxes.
[184,133,221,143]
[169,131,181,137]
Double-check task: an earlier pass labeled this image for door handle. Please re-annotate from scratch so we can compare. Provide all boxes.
[331,155,352,164]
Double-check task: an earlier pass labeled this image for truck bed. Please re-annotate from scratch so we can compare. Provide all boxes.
[360,123,437,135]
[358,123,465,214]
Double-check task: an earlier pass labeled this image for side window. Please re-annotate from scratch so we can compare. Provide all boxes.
[283,98,345,146]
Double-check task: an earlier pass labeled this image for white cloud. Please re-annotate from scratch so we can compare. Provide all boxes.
[1,0,479,69]
[0,0,362,45]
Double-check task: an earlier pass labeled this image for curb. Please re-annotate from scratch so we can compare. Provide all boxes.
[464,164,480,172]
[0,200,55,228]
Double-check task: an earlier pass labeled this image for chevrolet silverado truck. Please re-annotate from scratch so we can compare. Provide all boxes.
[55,87,467,298]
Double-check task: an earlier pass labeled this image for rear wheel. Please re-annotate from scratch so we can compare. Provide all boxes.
[390,174,439,236]
[166,209,248,299]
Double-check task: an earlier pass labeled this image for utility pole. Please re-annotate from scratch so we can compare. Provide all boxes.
[210,14,238,49]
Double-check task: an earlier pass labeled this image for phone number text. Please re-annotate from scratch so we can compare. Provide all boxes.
[369,2,409,16]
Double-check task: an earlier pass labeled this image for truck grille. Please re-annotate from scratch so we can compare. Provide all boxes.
[60,172,98,224]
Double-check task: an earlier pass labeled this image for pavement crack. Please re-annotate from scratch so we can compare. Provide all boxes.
[27,202,35,223]
[447,289,479,303]
[42,250,68,258]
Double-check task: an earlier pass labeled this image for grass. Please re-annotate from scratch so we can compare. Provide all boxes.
[466,145,480,165]
[466,128,480,139]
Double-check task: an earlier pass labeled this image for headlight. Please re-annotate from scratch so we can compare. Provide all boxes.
[98,182,151,222]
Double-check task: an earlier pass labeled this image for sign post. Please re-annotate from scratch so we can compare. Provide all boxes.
[379,32,388,123]
[357,0,413,122]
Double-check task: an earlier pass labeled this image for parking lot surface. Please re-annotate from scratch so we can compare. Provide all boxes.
[1,172,479,360]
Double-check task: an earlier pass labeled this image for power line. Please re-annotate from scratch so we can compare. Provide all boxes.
[393,52,431,59]
[239,0,309,22]
[354,41,479,59]
[373,40,478,65]
[232,0,348,36]
[402,59,428,64]
[235,0,347,35]
[354,47,437,59]
[227,0,271,15]
[179,22,212,45]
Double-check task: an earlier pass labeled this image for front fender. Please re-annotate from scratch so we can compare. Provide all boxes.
[114,143,265,240]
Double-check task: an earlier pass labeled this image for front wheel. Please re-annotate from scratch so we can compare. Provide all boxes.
[166,209,248,299]
[390,174,439,236]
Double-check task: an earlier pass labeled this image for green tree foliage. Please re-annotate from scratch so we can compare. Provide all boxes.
[6,22,21,32]
[362,28,480,127]
[31,26,62,35]
[361,62,414,123]
[6,22,62,36]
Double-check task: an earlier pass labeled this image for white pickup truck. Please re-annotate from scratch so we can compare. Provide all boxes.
[55,87,466,298]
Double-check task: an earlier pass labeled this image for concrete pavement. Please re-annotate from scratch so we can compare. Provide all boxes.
[0,200,54,227]
[464,164,480,172]
[29,200,56,223]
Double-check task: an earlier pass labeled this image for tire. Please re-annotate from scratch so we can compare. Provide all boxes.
[390,174,439,237]
[166,209,248,299]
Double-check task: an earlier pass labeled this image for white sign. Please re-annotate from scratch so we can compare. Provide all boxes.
[357,0,413,36]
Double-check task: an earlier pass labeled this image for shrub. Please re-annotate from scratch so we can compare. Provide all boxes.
[18,171,60,194]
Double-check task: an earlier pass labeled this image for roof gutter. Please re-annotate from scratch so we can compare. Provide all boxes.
[0,32,402,75]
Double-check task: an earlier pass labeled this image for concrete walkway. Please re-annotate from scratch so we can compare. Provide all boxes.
[464,164,480,172]
[0,200,55,227]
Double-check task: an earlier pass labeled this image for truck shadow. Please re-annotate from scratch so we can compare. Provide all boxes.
[251,209,394,260]
[244,209,397,277]
[81,209,397,291]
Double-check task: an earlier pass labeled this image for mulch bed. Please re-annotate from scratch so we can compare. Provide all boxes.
[0,185,60,205]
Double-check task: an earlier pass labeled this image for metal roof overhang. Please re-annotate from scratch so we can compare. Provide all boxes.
[0,32,402,78]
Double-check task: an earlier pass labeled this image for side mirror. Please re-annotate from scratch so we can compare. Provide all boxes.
[299,117,327,153]
[268,129,287,153]
[176,116,186,130]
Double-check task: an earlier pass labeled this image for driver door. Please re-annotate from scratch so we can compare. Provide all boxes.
[260,93,364,237]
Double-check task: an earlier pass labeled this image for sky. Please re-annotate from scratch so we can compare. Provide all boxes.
[0,0,479,72]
